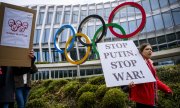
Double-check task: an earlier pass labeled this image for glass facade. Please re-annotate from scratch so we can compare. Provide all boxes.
[30,0,180,80]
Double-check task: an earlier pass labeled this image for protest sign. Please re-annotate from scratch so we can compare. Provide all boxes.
[97,40,156,87]
[0,2,36,67]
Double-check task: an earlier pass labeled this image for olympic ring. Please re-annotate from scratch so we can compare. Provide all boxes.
[54,24,76,53]
[65,33,91,64]
[108,2,146,38]
[54,2,146,65]
[77,14,107,46]
[92,23,126,58]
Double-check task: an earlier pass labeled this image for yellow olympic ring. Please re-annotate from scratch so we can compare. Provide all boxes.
[64,33,91,65]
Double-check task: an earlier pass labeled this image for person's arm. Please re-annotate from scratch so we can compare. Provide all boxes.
[29,56,38,74]
[156,77,172,94]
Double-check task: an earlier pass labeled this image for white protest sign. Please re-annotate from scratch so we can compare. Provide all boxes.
[97,40,156,87]
[1,7,33,48]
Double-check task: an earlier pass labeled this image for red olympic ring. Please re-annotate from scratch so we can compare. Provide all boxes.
[108,2,146,38]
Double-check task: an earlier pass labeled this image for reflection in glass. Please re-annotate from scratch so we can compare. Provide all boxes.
[46,12,53,25]
[80,10,87,21]
[166,33,176,42]
[43,28,50,43]
[150,0,160,10]
[127,7,135,17]
[121,22,129,34]
[72,11,79,24]
[63,11,70,24]
[129,20,137,33]
[104,8,110,20]
[157,35,166,44]
[153,14,164,30]
[162,11,173,28]
[159,0,169,8]
[142,0,151,13]
[54,11,62,24]
[172,8,180,25]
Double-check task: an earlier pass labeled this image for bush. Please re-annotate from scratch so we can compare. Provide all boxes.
[27,98,50,108]
[157,65,180,83]
[61,81,80,98]
[88,76,105,85]
[101,88,127,108]
[29,87,47,99]
[78,92,96,108]
[46,79,69,93]
[42,80,53,87]
[76,84,98,99]
[157,83,180,108]
[95,84,109,100]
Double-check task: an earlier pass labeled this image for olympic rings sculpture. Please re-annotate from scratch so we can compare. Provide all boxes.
[54,2,146,65]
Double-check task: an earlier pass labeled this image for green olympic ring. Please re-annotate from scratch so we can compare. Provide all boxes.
[92,23,127,58]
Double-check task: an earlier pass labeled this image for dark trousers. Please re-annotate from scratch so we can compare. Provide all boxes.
[15,87,30,108]
[136,102,156,108]
[0,102,14,108]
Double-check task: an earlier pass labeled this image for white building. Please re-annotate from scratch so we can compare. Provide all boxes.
[27,0,180,80]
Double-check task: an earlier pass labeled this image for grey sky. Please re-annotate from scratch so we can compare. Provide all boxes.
[0,0,115,6]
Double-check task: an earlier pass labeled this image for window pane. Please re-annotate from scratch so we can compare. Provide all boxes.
[168,42,177,48]
[43,28,50,43]
[159,44,167,50]
[86,69,93,75]
[96,8,103,17]
[61,29,68,42]
[166,33,176,42]
[150,0,160,10]
[169,0,178,4]
[139,39,147,45]
[157,35,166,44]
[46,12,53,25]
[172,8,180,25]
[128,20,136,33]
[72,11,79,24]
[38,12,44,25]
[162,11,173,28]
[63,11,70,24]
[36,29,41,44]
[145,17,154,32]
[121,22,129,34]
[88,9,95,15]
[87,26,94,39]
[148,37,157,45]
[152,46,158,52]
[127,7,135,17]
[159,0,169,8]
[51,28,58,43]
[80,10,87,21]
[142,0,151,13]
[54,11,62,24]
[153,14,164,30]
[120,7,127,18]
[104,8,110,20]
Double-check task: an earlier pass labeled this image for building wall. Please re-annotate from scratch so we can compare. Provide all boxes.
[28,0,180,80]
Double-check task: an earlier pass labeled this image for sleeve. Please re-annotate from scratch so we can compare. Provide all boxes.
[156,77,172,94]
[29,56,38,74]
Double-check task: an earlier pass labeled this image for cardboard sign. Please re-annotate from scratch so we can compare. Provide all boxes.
[97,40,156,87]
[0,2,36,67]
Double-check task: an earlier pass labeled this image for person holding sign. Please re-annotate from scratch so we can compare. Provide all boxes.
[0,50,37,108]
[129,43,172,108]
[14,50,38,108]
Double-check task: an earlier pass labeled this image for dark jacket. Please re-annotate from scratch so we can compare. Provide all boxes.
[0,67,15,102]
[14,63,38,88]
